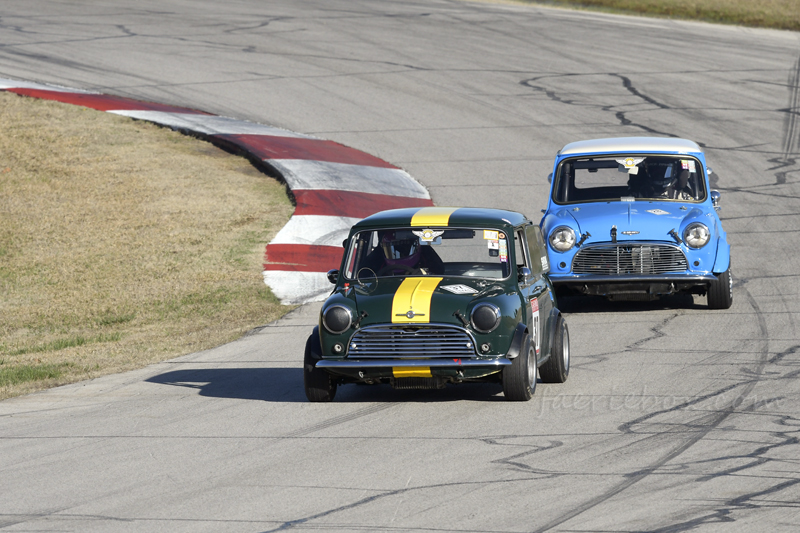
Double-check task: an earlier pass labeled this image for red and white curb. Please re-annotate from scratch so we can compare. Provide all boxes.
[0,78,433,304]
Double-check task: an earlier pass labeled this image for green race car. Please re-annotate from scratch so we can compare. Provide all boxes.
[304,207,570,401]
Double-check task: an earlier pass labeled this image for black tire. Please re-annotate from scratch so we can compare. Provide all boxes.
[502,334,537,401]
[707,265,733,309]
[539,315,570,384]
[303,330,337,402]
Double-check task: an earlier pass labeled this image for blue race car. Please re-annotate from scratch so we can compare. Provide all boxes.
[540,137,732,309]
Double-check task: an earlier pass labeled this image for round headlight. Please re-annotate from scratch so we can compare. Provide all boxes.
[549,226,577,252]
[322,305,353,334]
[471,303,501,333]
[683,223,710,249]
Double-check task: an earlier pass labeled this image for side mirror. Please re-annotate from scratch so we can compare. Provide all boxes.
[327,269,339,284]
[547,173,553,184]
[342,239,348,248]
[518,267,532,284]
[711,190,721,211]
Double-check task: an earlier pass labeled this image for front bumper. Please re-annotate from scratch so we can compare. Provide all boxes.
[548,272,716,296]
[317,357,511,369]
[316,356,511,381]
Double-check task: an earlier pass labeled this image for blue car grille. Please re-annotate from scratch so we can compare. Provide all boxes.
[572,243,688,275]
[347,324,477,359]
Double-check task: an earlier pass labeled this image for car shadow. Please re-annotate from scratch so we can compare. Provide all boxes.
[146,368,307,402]
[334,381,506,403]
[146,367,507,403]
[557,293,706,313]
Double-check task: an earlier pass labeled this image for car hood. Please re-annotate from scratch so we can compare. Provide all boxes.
[557,201,709,243]
[346,276,508,327]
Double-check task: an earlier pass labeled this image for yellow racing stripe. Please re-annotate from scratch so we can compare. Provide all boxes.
[410,207,457,227]
[391,277,443,324]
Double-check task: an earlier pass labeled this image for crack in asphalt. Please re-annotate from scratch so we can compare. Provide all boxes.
[282,404,397,438]
[520,72,677,137]
[647,477,800,532]
[261,435,564,533]
[521,59,800,203]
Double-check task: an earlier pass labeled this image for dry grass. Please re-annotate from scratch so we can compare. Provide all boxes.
[0,91,295,399]
[508,0,800,31]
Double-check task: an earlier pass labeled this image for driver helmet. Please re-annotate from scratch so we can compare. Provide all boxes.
[648,161,678,194]
[381,231,421,268]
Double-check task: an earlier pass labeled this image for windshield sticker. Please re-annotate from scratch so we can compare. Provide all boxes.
[647,209,670,215]
[483,230,499,240]
[441,284,478,295]
[681,159,696,172]
[530,298,540,355]
[412,228,444,242]
[541,255,549,271]
[616,157,645,174]
[488,239,499,250]
[499,238,508,263]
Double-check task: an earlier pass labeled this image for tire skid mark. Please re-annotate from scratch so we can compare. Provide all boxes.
[770,55,800,186]
[530,285,772,533]
[693,413,799,483]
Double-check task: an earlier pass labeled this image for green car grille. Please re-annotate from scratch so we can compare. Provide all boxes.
[347,324,477,359]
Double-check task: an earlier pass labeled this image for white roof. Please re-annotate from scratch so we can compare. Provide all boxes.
[558,137,702,156]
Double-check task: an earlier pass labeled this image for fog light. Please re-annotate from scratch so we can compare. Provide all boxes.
[481,343,491,353]
[559,262,566,269]
[332,343,344,354]
[694,260,700,267]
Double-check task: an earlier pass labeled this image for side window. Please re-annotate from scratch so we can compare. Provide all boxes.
[514,229,531,271]
[525,225,549,275]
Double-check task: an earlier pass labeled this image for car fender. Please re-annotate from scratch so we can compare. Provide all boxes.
[541,209,581,237]
[713,236,731,273]
[306,326,322,365]
[538,307,562,367]
[506,322,528,360]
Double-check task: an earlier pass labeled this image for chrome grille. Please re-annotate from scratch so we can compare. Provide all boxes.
[348,324,477,359]
[572,243,688,275]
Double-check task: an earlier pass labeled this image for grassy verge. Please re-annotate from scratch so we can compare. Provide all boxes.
[0,91,295,400]
[502,0,800,31]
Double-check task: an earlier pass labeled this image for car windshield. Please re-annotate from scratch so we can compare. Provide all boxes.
[553,155,706,204]
[343,227,514,280]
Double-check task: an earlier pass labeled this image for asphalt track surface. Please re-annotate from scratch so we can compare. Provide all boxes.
[1,1,799,531]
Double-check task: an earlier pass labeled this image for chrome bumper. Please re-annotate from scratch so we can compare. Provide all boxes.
[549,273,716,284]
[316,357,511,369]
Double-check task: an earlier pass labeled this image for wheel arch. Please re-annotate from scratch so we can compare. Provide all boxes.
[506,322,529,360]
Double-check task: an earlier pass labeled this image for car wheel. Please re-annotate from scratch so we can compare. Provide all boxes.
[502,334,537,401]
[707,265,733,309]
[303,330,337,402]
[539,315,569,383]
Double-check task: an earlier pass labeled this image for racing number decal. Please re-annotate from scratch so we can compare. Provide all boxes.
[530,298,540,355]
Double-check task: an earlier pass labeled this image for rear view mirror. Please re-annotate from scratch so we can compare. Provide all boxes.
[327,269,339,284]
[711,190,721,211]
